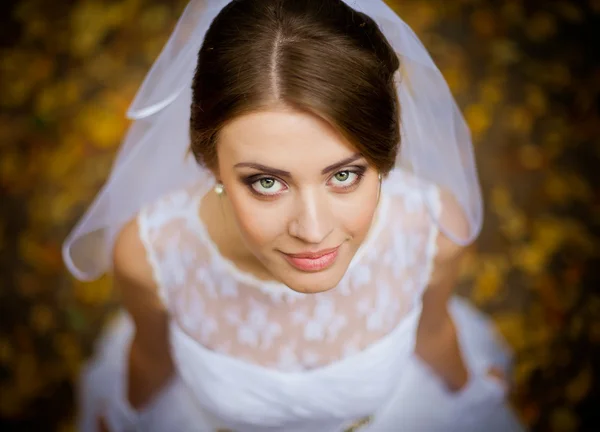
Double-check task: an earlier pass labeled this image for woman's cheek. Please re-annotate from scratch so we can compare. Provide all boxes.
[334,190,379,237]
[231,194,285,247]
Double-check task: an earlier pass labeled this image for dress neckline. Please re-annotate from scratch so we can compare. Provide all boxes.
[186,180,390,300]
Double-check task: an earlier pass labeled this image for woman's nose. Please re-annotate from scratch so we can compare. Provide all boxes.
[288,190,333,244]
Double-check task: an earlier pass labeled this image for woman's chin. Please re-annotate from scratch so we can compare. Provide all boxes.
[278,267,346,294]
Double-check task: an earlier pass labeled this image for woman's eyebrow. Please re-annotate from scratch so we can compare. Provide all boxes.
[233,154,363,178]
[320,153,362,174]
[233,162,291,178]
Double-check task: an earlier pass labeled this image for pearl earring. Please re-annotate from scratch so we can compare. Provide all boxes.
[214,183,224,195]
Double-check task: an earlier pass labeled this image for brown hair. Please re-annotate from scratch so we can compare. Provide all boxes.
[190,0,400,174]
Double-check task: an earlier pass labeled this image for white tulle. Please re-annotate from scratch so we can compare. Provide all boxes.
[63,0,483,282]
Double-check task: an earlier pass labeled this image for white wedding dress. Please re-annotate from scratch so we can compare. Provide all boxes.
[77,169,525,432]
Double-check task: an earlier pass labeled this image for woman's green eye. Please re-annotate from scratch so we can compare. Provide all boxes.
[334,171,350,182]
[260,178,275,189]
[250,177,284,196]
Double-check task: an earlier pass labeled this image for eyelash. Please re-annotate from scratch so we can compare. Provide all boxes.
[242,166,367,198]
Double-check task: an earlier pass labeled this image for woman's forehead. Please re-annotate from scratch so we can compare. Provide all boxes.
[218,109,361,170]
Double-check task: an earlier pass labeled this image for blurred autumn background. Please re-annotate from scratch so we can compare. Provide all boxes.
[0,0,598,431]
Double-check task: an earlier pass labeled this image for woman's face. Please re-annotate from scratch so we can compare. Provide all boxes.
[215,107,381,294]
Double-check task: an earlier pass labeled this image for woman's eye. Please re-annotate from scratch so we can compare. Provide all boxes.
[330,170,358,186]
[251,177,285,195]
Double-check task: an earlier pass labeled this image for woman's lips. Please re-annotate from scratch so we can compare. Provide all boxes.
[282,247,340,272]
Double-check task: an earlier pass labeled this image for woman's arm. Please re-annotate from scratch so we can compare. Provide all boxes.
[113,219,175,409]
[414,192,470,391]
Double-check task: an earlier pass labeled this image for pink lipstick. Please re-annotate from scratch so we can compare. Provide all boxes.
[282,247,340,272]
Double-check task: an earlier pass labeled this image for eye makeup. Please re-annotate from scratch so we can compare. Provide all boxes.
[240,164,368,198]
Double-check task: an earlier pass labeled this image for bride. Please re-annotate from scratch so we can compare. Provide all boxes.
[63,0,525,431]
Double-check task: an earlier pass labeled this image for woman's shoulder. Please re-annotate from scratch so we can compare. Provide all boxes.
[382,169,441,228]
[111,184,205,296]
[383,169,439,208]
[112,217,159,298]
[140,183,204,224]
[381,169,468,262]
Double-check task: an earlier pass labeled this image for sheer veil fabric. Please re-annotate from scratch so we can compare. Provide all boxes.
[62,0,483,282]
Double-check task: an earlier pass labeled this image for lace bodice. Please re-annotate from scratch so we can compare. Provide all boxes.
[139,169,441,372]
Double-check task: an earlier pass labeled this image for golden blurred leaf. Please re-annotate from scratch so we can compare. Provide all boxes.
[490,186,529,241]
[470,9,496,37]
[15,353,42,399]
[544,172,571,205]
[479,79,504,106]
[491,39,521,65]
[473,256,509,304]
[555,2,584,23]
[524,84,548,116]
[85,51,124,82]
[399,1,440,34]
[544,171,592,206]
[0,116,21,148]
[18,235,63,273]
[15,272,46,298]
[75,103,128,149]
[566,364,592,404]
[521,403,541,428]
[528,313,553,346]
[0,384,22,417]
[543,131,566,160]
[50,191,86,225]
[35,79,83,117]
[464,104,491,139]
[142,35,171,63]
[58,420,77,432]
[490,186,512,212]
[0,338,13,365]
[533,218,566,251]
[0,149,23,184]
[511,243,548,276]
[494,313,527,351]
[70,1,115,57]
[550,407,579,432]
[30,304,56,335]
[506,106,534,135]
[526,12,557,43]
[441,66,468,95]
[514,356,541,389]
[139,4,171,32]
[21,15,49,42]
[43,139,86,183]
[53,333,83,378]
[0,76,33,108]
[501,1,525,25]
[73,276,113,306]
[541,63,571,88]
[499,209,528,242]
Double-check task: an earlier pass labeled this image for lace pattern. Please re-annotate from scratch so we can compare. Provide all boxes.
[139,169,441,372]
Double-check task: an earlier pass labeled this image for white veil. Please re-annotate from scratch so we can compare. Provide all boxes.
[63,0,483,281]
